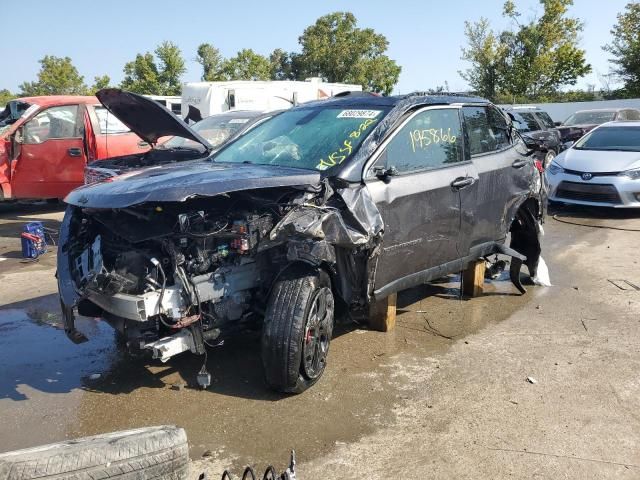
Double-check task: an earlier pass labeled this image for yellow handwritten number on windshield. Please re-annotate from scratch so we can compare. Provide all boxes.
[317,119,375,170]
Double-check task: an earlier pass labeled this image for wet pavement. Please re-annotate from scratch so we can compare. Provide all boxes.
[1,202,639,478]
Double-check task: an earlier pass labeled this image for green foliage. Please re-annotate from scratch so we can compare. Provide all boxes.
[121,42,185,95]
[461,0,591,101]
[0,89,15,105]
[89,75,111,94]
[460,18,506,100]
[269,49,301,80]
[19,55,87,96]
[196,43,224,81]
[604,2,640,96]
[219,49,271,81]
[295,12,401,94]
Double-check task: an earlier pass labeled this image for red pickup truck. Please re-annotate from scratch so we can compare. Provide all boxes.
[0,96,148,200]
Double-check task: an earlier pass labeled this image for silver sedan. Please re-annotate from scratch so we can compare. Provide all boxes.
[546,121,640,208]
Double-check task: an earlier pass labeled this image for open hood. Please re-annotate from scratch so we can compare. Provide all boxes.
[96,89,212,150]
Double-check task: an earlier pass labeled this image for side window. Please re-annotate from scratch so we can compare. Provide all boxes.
[94,106,130,134]
[381,108,463,174]
[462,106,510,156]
[618,111,628,121]
[23,105,79,144]
[536,111,556,129]
[626,110,640,120]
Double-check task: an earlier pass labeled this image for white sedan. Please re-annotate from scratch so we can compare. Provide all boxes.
[546,121,640,208]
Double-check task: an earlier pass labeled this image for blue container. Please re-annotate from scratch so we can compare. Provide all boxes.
[21,222,47,259]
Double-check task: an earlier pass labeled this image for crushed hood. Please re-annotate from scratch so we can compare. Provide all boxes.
[65,162,320,209]
[556,148,640,173]
[96,89,211,149]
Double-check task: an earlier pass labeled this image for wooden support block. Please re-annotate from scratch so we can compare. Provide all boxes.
[462,259,486,297]
[368,292,397,332]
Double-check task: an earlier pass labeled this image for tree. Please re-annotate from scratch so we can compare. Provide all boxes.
[89,75,111,94]
[121,42,185,95]
[155,41,187,95]
[459,18,506,100]
[501,0,591,98]
[604,2,640,96]
[269,49,302,80]
[19,55,87,96]
[196,43,224,81]
[220,49,271,81]
[295,12,401,94]
[0,89,15,105]
[121,52,161,94]
[460,0,591,101]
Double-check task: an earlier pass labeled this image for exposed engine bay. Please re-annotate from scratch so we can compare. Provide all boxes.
[60,184,373,372]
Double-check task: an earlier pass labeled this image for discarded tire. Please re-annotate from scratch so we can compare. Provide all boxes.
[262,265,335,394]
[0,426,189,480]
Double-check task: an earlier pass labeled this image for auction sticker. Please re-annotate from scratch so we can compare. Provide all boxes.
[337,110,381,119]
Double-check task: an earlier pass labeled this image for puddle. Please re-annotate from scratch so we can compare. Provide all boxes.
[0,273,533,467]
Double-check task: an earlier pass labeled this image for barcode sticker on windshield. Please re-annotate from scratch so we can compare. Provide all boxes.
[228,118,250,124]
[337,110,381,119]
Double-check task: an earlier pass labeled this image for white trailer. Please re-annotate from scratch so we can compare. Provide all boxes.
[181,78,362,120]
[144,95,183,117]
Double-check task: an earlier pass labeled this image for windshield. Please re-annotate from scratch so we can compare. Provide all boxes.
[160,113,262,151]
[574,126,640,152]
[564,111,616,126]
[213,106,389,171]
[512,112,540,133]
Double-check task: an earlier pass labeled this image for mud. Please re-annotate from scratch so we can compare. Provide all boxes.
[1,202,639,478]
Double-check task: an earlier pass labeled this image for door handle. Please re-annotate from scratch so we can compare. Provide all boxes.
[450,176,475,189]
[68,148,82,157]
[512,159,529,169]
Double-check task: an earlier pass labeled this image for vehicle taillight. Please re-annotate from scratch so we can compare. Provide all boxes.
[534,160,544,172]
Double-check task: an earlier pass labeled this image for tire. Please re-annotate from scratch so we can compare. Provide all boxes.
[261,265,335,394]
[0,426,188,480]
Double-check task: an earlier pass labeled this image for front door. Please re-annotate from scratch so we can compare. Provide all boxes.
[365,106,477,293]
[11,104,87,199]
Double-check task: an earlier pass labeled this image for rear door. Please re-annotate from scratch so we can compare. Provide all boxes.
[463,105,532,247]
[365,106,478,292]
[11,104,87,199]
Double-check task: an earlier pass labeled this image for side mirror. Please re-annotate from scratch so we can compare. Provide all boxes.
[554,121,562,127]
[372,165,398,183]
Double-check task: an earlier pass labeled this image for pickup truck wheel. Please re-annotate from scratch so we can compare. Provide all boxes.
[261,266,335,394]
[0,426,189,480]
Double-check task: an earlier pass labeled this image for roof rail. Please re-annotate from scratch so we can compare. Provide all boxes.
[333,91,380,98]
[401,91,474,99]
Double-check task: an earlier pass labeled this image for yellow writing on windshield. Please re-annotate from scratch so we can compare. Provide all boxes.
[317,119,376,170]
[409,128,457,153]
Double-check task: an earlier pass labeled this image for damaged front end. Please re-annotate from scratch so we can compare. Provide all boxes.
[57,180,379,366]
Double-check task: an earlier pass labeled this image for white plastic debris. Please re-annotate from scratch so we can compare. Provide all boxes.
[526,376,537,384]
[532,256,552,287]
[88,373,101,380]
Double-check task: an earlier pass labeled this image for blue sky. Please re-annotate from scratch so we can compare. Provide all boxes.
[1,0,629,94]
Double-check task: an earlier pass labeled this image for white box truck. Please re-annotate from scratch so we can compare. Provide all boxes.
[181,78,362,121]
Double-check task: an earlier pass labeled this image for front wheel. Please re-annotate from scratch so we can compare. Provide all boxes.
[261,266,335,393]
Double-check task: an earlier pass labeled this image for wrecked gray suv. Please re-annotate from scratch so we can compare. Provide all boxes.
[57,89,546,393]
